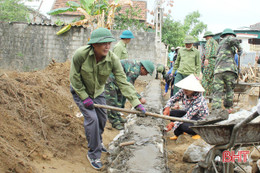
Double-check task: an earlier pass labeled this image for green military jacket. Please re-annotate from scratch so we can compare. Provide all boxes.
[70,45,141,107]
[205,37,218,60]
[107,59,142,99]
[113,40,128,60]
[214,36,242,75]
[171,47,201,76]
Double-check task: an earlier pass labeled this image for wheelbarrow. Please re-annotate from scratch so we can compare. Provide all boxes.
[191,111,260,173]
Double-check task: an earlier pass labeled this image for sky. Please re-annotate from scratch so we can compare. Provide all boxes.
[167,0,260,34]
[24,0,260,37]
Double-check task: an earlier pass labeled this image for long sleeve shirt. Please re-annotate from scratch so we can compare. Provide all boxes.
[107,59,142,99]
[214,36,243,75]
[171,47,201,76]
[205,37,218,60]
[69,45,141,107]
[113,40,128,60]
[165,89,209,131]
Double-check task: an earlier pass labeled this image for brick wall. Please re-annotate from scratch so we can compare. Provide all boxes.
[0,22,159,71]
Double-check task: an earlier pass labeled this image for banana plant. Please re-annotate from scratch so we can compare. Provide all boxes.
[47,0,133,35]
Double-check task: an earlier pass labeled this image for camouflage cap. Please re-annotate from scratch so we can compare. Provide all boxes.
[203,31,214,38]
[88,28,116,44]
[220,28,236,38]
[183,35,195,44]
[140,60,155,76]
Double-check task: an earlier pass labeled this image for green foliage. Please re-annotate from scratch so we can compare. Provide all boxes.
[0,0,30,22]
[162,11,207,50]
[113,6,150,31]
[47,7,76,15]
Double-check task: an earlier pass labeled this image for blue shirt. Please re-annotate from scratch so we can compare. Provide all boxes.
[234,54,238,66]
[168,51,175,61]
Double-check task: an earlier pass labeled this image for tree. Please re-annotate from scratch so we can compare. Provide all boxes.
[0,0,30,22]
[113,6,148,31]
[162,11,207,49]
[47,0,134,35]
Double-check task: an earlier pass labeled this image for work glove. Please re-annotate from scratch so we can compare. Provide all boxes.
[135,104,146,116]
[163,107,170,116]
[166,122,175,132]
[257,102,260,114]
[83,97,94,110]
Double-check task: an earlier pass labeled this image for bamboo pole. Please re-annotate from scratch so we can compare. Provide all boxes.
[93,104,196,124]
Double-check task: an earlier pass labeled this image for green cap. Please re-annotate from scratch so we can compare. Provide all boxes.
[140,60,155,76]
[203,31,214,38]
[120,30,134,39]
[220,28,236,37]
[157,66,164,73]
[183,35,195,44]
[88,27,116,45]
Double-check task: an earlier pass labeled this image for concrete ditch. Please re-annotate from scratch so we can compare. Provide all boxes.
[107,80,169,173]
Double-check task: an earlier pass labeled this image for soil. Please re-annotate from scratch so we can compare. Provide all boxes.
[0,61,257,173]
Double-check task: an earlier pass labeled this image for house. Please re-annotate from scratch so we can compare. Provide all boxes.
[22,0,55,22]
[213,29,260,53]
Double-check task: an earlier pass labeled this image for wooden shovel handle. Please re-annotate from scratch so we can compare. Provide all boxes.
[93,104,196,124]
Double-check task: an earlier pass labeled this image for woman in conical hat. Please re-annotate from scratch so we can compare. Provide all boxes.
[163,74,209,140]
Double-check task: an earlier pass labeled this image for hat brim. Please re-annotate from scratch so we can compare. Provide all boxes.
[175,74,205,92]
[88,38,116,45]
[203,34,213,38]
[120,35,135,39]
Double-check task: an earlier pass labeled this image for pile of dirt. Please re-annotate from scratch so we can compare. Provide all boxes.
[0,61,149,173]
[0,61,88,172]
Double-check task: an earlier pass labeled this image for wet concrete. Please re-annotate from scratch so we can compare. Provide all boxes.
[107,80,168,173]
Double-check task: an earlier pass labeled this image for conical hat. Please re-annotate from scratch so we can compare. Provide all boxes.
[175,74,205,92]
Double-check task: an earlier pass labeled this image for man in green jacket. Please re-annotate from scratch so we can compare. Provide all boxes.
[69,28,145,170]
[171,35,201,96]
[113,30,134,59]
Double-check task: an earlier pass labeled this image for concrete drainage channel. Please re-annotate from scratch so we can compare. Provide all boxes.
[107,80,169,173]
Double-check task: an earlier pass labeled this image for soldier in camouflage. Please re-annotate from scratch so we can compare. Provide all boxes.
[201,31,219,96]
[155,64,166,79]
[212,28,242,113]
[105,59,154,130]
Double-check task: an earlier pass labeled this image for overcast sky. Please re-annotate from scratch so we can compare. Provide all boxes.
[168,0,260,34]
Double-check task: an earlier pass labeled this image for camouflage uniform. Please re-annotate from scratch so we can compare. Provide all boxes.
[202,37,219,96]
[212,35,242,110]
[105,59,142,127]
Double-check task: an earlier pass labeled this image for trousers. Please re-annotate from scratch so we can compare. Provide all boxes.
[70,86,107,159]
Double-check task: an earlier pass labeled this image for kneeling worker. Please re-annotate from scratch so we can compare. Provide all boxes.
[163,74,209,140]
[105,59,154,130]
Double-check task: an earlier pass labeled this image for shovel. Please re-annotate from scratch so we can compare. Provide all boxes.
[93,104,196,124]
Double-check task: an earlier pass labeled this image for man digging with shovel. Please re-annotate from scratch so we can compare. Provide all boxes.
[69,28,146,170]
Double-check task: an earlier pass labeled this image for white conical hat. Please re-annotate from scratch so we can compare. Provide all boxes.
[175,74,205,92]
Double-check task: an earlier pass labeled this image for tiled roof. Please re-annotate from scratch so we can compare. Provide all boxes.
[250,23,260,30]
[115,1,147,21]
[51,0,147,20]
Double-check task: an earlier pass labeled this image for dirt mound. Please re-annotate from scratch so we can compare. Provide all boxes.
[0,61,86,172]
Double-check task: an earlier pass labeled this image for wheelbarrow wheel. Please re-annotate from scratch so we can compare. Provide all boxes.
[206,149,234,173]
[193,149,234,173]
